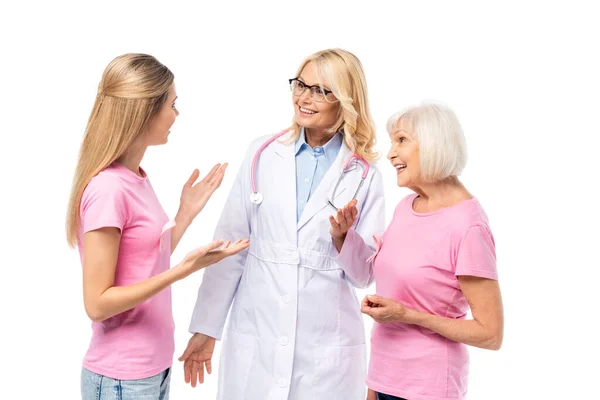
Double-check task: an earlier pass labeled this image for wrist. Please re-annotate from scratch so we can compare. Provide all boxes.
[332,231,347,242]
[175,207,195,226]
[401,307,421,325]
[171,262,190,281]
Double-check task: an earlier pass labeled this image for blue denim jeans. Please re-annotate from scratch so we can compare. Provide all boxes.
[81,367,171,400]
[377,392,407,400]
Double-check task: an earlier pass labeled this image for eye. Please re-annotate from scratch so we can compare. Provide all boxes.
[397,137,406,143]
[172,102,177,110]
[315,87,325,96]
[297,81,307,89]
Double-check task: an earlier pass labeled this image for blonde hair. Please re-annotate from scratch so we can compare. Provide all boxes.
[387,102,467,182]
[287,48,378,162]
[66,53,174,247]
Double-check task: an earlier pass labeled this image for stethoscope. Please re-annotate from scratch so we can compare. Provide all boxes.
[249,130,370,209]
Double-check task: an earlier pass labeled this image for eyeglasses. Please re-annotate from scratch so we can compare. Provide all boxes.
[289,78,334,103]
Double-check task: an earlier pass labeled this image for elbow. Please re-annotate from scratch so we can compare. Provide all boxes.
[484,331,503,351]
[85,302,109,323]
[351,274,375,290]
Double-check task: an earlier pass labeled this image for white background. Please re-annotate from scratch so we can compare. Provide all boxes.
[1,1,599,399]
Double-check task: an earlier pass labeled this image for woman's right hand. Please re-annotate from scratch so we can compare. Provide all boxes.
[329,199,358,252]
[329,199,359,240]
[178,333,217,387]
[178,238,250,279]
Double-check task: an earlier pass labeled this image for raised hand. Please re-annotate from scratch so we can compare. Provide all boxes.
[179,163,228,220]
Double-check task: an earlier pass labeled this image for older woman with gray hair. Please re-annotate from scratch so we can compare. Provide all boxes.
[329,102,504,400]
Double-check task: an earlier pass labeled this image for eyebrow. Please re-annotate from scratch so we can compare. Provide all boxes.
[172,96,178,103]
[392,129,410,136]
[297,76,332,92]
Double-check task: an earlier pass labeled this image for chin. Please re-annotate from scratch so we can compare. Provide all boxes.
[295,115,318,128]
[149,139,168,146]
[396,179,408,188]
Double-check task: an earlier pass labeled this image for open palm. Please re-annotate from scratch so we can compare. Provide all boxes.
[179,163,228,218]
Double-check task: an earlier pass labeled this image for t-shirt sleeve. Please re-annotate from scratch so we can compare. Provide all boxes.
[455,224,498,280]
[80,176,128,234]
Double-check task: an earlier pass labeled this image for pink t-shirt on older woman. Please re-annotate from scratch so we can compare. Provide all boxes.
[77,162,175,380]
[366,194,498,400]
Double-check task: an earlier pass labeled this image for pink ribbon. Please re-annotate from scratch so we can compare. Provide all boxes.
[366,233,383,263]
[159,220,176,251]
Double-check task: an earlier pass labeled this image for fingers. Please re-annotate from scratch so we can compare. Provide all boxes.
[361,295,383,317]
[224,239,250,255]
[201,239,226,253]
[206,359,212,375]
[178,345,194,362]
[361,295,371,309]
[190,360,200,387]
[213,163,228,187]
[336,208,347,228]
[186,169,200,187]
[367,294,385,306]
[329,215,341,231]
[344,199,358,224]
[204,239,250,259]
[361,295,373,313]
[333,199,359,232]
[202,163,228,187]
[198,361,205,384]
[351,202,358,221]
[183,359,191,383]
[361,302,374,316]
[203,163,222,183]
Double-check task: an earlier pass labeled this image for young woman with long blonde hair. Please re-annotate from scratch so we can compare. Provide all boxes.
[67,53,249,399]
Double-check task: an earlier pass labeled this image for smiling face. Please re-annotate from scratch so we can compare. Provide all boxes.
[292,62,340,134]
[387,119,421,188]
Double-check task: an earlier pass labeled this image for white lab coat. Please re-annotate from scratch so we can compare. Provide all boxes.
[189,130,385,400]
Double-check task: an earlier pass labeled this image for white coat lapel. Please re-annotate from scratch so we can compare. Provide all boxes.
[268,132,298,238]
[297,142,353,231]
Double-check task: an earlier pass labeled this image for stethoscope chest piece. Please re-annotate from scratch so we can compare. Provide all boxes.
[250,192,263,205]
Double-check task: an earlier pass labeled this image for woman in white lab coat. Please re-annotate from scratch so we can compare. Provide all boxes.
[179,48,385,400]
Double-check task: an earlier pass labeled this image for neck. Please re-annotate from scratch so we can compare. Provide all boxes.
[117,140,147,176]
[305,127,334,147]
[410,177,471,209]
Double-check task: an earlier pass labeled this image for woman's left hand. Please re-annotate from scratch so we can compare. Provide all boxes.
[179,163,228,220]
[361,294,410,324]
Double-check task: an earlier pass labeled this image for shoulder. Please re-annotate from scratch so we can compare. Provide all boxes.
[81,167,132,210]
[457,198,490,227]
[248,129,294,153]
[450,198,493,242]
[84,168,125,196]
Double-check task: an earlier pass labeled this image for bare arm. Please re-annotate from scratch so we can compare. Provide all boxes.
[409,277,503,349]
[170,211,194,254]
[362,277,504,350]
[83,227,248,322]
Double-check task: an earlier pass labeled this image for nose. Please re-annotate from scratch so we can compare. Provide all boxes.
[298,88,313,104]
[387,147,395,162]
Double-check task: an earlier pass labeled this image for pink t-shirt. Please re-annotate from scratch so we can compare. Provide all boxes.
[77,162,175,380]
[366,194,498,400]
